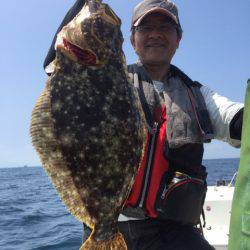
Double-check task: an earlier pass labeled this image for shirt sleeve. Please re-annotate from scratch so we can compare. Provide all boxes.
[200,85,244,148]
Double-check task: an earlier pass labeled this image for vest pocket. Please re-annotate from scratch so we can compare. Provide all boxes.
[155,171,207,225]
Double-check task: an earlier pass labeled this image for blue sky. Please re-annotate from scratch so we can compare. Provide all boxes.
[0,0,249,168]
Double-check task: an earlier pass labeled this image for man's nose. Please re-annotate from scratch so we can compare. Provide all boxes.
[147,29,164,39]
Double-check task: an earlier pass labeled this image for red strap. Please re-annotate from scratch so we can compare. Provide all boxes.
[145,106,169,217]
[125,106,169,217]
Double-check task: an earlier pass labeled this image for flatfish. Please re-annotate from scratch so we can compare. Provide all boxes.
[30,0,146,249]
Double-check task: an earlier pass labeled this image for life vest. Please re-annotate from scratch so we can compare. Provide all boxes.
[122,63,213,220]
[125,104,168,218]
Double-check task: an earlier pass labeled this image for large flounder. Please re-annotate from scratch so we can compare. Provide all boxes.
[30,0,146,249]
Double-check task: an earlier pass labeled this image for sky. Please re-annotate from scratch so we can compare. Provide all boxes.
[0,0,249,168]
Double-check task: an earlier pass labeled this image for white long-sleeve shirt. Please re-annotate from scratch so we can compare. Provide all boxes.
[200,86,243,148]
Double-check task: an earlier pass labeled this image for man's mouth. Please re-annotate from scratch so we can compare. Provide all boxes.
[146,43,166,48]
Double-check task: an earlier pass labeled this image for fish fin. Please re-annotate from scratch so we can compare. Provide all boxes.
[30,81,94,227]
[80,231,127,250]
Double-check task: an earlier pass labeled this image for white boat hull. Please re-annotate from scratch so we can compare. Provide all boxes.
[203,186,234,250]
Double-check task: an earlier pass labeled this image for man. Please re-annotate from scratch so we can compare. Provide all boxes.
[44,0,243,249]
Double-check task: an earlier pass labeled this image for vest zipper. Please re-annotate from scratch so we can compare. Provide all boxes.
[139,122,159,208]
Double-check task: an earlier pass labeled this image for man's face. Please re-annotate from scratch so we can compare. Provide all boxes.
[131,13,181,66]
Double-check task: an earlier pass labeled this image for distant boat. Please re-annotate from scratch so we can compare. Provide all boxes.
[23,165,28,168]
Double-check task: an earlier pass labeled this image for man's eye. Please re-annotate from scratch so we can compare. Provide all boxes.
[142,26,153,32]
[135,24,176,33]
[137,25,153,32]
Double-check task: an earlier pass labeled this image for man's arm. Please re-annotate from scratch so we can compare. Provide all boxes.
[43,0,85,74]
[200,85,244,147]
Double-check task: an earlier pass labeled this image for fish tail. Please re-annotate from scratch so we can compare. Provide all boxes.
[80,231,127,250]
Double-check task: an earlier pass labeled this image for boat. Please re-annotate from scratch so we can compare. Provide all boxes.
[202,173,237,250]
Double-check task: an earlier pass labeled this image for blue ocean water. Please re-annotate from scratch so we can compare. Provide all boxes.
[0,158,239,250]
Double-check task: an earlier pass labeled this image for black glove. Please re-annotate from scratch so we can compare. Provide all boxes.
[43,0,86,73]
[230,108,243,140]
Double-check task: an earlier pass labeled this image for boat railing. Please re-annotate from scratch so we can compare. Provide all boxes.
[228,171,238,187]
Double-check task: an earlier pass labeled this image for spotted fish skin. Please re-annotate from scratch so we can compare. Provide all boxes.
[30,1,146,249]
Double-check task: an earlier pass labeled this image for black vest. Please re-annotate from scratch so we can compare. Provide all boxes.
[127,63,214,176]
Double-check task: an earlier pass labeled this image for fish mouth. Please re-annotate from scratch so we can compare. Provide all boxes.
[61,38,99,66]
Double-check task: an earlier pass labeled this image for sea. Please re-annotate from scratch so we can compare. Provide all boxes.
[0,158,239,250]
